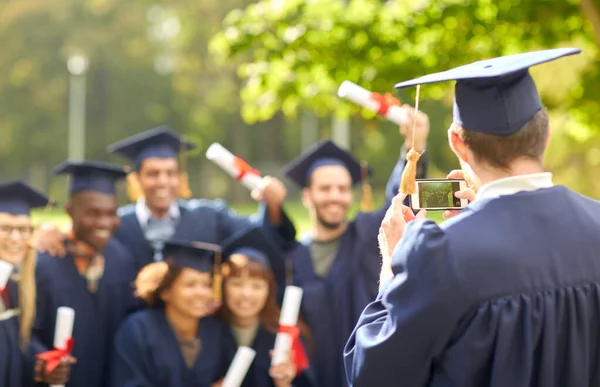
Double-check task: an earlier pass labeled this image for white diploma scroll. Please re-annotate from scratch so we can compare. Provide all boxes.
[271,286,303,366]
[51,307,75,387]
[337,80,408,126]
[0,261,13,293]
[222,346,257,387]
[206,143,265,192]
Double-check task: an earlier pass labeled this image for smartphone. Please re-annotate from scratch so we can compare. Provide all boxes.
[410,179,468,211]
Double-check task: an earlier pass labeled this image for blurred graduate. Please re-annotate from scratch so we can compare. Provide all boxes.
[344,48,600,387]
[37,127,296,273]
[111,240,230,387]
[30,161,137,387]
[280,106,429,387]
[0,181,62,387]
[218,227,316,387]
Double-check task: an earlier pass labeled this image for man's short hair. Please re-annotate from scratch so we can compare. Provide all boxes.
[455,108,549,171]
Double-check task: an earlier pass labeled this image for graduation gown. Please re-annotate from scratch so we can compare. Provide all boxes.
[345,186,600,387]
[285,153,427,387]
[0,280,23,387]
[30,239,137,387]
[223,325,317,387]
[116,199,296,272]
[111,308,230,387]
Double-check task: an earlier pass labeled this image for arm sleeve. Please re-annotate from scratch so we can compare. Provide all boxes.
[343,220,467,387]
[110,320,155,387]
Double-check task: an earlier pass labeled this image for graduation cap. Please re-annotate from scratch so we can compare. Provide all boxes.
[106,126,196,202]
[222,227,287,293]
[163,240,223,302]
[395,48,581,136]
[0,180,51,216]
[53,160,127,196]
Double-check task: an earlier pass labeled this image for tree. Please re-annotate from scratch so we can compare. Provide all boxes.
[210,0,600,196]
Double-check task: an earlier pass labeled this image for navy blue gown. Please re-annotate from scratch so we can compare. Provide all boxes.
[345,186,600,387]
[283,154,426,387]
[0,280,23,387]
[30,239,137,387]
[111,308,231,387]
[116,199,296,272]
[223,325,316,387]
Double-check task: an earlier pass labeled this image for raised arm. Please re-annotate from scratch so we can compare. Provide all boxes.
[344,220,467,387]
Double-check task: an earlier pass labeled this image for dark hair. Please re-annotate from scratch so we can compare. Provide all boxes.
[458,108,550,171]
[134,260,182,307]
[217,259,315,357]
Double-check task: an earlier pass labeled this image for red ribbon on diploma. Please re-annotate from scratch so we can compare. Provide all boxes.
[0,287,4,296]
[370,92,401,116]
[36,338,75,374]
[233,156,260,180]
[278,325,309,374]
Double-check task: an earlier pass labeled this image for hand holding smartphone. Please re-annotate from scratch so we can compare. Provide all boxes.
[410,179,469,211]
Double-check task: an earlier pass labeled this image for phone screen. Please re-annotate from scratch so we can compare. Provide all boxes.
[418,181,462,208]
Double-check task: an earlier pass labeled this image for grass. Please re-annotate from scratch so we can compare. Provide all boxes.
[30,200,446,234]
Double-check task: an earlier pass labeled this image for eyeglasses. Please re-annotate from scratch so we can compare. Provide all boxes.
[0,224,32,237]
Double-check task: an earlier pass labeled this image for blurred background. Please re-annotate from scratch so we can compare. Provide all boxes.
[0,0,598,231]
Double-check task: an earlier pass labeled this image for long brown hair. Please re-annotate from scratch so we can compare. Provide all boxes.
[217,259,314,355]
[18,243,36,349]
[134,261,182,307]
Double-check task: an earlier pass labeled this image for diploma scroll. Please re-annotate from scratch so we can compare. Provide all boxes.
[51,307,75,387]
[222,346,256,387]
[337,81,408,126]
[0,261,13,295]
[206,143,265,192]
[271,286,303,366]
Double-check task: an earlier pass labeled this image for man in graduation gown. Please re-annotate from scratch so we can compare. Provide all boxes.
[30,161,137,387]
[281,108,429,387]
[344,48,600,387]
[38,126,295,273]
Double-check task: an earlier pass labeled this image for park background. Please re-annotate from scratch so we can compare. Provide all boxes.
[0,0,598,232]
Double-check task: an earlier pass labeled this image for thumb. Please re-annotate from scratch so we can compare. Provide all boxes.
[416,209,427,219]
[251,189,263,201]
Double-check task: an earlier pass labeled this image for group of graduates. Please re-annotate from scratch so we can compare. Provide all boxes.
[4,46,600,387]
[0,92,429,386]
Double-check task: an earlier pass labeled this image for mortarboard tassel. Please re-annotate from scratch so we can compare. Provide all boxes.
[177,136,193,199]
[212,249,222,304]
[360,160,373,211]
[125,167,144,202]
[399,84,422,195]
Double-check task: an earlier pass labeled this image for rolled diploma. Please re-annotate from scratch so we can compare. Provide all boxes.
[206,143,265,192]
[0,260,13,292]
[222,346,256,387]
[51,307,75,387]
[337,81,408,126]
[271,286,303,366]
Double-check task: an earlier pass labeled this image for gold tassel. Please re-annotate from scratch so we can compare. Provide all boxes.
[177,136,193,199]
[399,84,422,195]
[360,161,373,211]
[126,171,144,202]
[212,249,222,304]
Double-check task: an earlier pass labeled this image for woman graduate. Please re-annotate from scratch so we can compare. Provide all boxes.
[218,227,316,387]
[111,240,231,387]
[0,180,70,387]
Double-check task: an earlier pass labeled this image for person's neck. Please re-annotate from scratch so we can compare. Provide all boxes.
[165,304,199,340]
[146,201,172,220]
[312,221,347,242]
[232,314,260,329]
[473,159,545,187]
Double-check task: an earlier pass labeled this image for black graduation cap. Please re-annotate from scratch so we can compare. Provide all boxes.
[163,240,218,273]
[222,227,286,293]
[0,180,51,216]
[106,126,196,170]
[283,139,373,187]
[395,48,581,135]
[53,160,127,196]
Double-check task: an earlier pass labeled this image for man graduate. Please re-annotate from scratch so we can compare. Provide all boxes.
[38,126,294,273]
[343,48,600,387]
[30,161,137,387]
[282,107,429,387]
